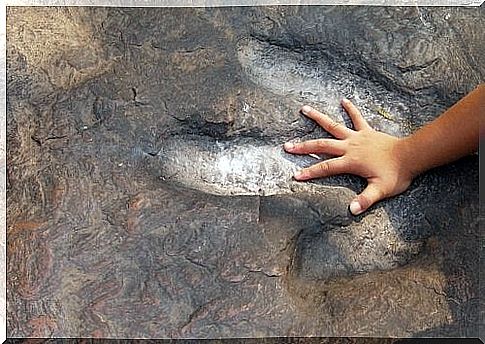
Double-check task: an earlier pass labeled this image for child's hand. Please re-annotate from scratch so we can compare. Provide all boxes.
[285,84,481,216]
[284,99,414,215]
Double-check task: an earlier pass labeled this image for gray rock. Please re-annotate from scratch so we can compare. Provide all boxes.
[6,6,481,338]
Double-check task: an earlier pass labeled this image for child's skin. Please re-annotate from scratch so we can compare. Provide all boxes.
[284,84,483,215]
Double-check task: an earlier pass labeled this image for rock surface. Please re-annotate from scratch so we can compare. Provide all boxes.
[6,6,482,338]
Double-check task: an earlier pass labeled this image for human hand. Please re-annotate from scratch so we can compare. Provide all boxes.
[284,99,415,215]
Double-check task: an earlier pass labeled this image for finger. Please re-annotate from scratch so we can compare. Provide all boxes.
[341,98,371,131]
[284,139,345,156]
[301,105,352,139]
[349,183,385,215]
[294,157,349,181]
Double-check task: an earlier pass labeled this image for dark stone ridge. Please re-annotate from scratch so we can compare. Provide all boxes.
[6,6,482,338]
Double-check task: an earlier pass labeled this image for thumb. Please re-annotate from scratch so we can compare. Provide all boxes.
[349,183,385,216]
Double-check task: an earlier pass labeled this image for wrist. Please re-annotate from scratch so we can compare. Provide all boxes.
[394,136,422,180]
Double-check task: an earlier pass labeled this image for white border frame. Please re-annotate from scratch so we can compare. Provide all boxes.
[4,0,485,5]
[1,1,483,342]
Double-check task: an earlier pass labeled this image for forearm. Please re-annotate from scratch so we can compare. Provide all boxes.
[397,84,483,178]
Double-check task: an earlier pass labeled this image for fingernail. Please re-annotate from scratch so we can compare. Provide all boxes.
[294,170,304,179]
[301,105,312,115]
[284,142,294,151]
[349,200,362,215]
[342,98,350,104]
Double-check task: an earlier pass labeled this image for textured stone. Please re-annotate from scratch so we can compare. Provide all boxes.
[6,6,482,338]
